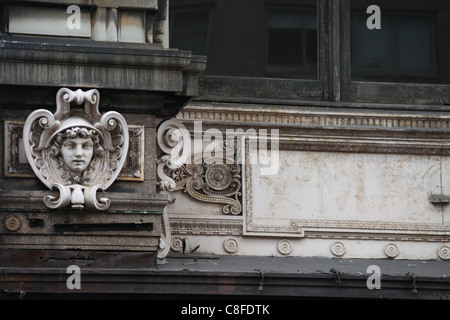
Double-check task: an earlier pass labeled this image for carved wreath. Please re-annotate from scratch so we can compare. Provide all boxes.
[23,88,129,210]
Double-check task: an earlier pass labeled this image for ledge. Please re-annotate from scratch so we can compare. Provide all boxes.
[0,35,207,116]
[2,0,159,10]
[0,190,168,213]
[0,255,449,300]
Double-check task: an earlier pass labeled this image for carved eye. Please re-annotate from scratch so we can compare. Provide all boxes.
[83,142,93,149]
[63,142,75,149]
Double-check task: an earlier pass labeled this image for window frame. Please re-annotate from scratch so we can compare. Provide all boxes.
[340,0,450,107]
[191,0,332,104]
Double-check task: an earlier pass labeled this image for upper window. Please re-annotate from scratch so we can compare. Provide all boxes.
[169,6,212,56]
[352,12,436,83]
[345,0,450,105]
[267,9,318,79]
[169,0,450,107]
[170,0,318,80]
[350,0,449,85]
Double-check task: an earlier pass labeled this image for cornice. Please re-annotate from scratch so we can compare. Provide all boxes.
[178,103,450,133]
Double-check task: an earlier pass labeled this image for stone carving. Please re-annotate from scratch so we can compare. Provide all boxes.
[384,243,399,258]
[157,119,242,215]
[437,245,450,260]
[171,237,185,252]
[330,241,346,257]
[23,88,129,210]
[277,239,293,255]
[4,215,22,232]
[223,238,239,254]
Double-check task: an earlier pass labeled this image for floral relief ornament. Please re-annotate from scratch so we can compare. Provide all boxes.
[157,119,242,215]
[23,88,129,210]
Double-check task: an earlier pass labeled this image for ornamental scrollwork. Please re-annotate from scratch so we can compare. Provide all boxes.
[156,119,242,215]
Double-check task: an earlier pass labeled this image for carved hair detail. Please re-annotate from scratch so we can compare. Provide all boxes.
[49,127,104,160]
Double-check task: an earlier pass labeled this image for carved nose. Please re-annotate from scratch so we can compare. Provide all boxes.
[75,145,83,157]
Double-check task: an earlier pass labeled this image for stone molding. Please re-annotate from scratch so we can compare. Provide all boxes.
[177,103,450,156]
[168,216,243,236]
[0,35,207,117]
[178,103,450,133]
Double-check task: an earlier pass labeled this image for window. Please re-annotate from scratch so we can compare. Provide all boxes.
[170,0,326,102]
[351,13,436,83]
[267,9,318,79]
[172,0,319,79]
[344,0,450,105]
[170,0,450,108]
[170,7,212,56]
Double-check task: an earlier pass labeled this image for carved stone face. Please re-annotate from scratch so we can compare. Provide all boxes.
[23,88,130,210]
[61,137,94,174]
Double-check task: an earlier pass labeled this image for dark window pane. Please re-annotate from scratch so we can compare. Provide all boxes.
[267,10,317,78]
[351,0,449,84]
[170,8,211,55]
[170,0,318,80]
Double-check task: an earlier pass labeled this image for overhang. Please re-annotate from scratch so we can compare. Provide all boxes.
[0,35,206,117]
[1,255,449,300]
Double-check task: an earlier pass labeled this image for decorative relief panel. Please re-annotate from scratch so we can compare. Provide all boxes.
[4,121,33,177]
[384,243,399,258]
[5,122,144,181]
[158,106,450,245]
[156,120,243,215]
[22,88,129,210]
[244,147,450,242]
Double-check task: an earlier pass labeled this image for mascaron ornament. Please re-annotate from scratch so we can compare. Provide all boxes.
[23,88,129,210]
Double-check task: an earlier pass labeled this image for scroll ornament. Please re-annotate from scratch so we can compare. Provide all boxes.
[23,88,129,210]
[156,119,242,215]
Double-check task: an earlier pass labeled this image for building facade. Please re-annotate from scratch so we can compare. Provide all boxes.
[0,0,450,300]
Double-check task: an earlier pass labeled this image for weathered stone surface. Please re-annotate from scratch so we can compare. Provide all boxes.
[0,35,206,117]
[157,103,450,260]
